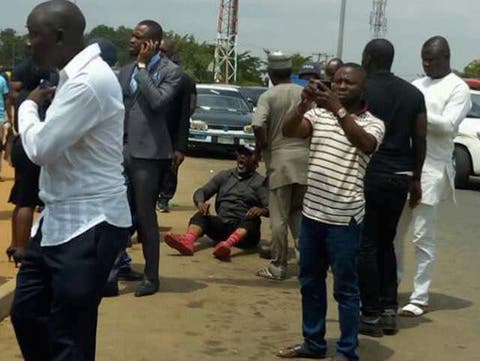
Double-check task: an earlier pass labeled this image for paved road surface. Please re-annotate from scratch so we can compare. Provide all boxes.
[0,157,479,360]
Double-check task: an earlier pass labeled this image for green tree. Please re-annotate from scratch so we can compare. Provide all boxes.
[0,28,28,68]
[235,51,264,85]
[86,25,133,66]
[464,60,480,78]
[291,53,312,74]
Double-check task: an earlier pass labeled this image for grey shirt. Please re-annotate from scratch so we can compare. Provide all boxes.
[193,169,269,222]
[252,83,310,190]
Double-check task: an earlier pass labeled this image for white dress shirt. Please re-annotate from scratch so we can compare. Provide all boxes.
[19,44,132,247]
[413,72,471,205]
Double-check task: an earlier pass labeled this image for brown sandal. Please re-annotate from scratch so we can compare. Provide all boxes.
[277,344,326,359]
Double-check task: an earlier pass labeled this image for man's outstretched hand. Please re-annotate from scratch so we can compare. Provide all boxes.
[245,207,268,219]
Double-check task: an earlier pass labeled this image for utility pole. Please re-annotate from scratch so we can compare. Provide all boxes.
[213,0,239,84]
[370,0,388,38]
[336,0,347,59]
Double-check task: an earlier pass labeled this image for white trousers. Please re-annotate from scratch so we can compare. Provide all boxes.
[395,203,438,306]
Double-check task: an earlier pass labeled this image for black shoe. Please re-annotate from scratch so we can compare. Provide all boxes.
[359,316,383,337]
[134,279,159,297]
[118,268,144,281]
[157,199,170,213]
[380,310,398,335]
[102,281,119,297]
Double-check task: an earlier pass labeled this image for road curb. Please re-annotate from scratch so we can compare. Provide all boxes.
[0,278,15,321]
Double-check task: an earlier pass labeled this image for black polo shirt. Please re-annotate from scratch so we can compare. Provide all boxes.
[365,71,426,176]
[193,168,268,222]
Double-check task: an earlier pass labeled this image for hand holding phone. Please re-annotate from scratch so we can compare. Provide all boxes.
[137,40,159,65]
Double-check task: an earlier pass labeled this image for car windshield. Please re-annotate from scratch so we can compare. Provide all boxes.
[240,88,267,106]
[468,93,480,118]
[197,94,250,113]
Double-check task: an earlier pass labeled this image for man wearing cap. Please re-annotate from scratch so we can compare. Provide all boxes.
[253,52,310,280]
[164,145,269,261]
[299,61,323,82]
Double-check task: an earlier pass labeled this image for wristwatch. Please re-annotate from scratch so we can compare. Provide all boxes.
[137,62,146,69]
[336,107,348,120]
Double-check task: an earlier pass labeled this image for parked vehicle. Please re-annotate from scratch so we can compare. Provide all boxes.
[239,86,268,111]
[188,84,255,152]
[454,79,480,188]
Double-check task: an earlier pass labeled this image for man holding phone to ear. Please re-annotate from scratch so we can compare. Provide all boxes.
[118,20,182,297]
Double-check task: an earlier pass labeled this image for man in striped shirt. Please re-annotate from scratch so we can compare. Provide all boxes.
[277,63,384,361]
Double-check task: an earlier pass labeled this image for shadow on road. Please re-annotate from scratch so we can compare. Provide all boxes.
[358,338,395,361]
[0,210,11,221]
[399,291,473,313]
[119,272,209,296]
[398,291,473,330]
[197,276,299,289]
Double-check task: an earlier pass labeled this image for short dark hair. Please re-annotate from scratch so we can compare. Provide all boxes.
[363,39,394,69]
[423,36,450,58]
[341,62,366,73]
[138,20,163,41]
[268,68,292,80]
[338,62,367,83]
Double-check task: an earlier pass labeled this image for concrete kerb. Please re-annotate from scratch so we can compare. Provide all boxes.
[0,278,15,321]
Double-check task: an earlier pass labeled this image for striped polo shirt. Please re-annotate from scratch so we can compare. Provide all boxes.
[303,108,385,226]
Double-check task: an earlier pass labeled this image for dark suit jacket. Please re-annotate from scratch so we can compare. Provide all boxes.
[166,73,196,153]
[118,56,182,159]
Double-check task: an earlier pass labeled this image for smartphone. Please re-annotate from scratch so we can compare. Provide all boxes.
[39,79,52,89]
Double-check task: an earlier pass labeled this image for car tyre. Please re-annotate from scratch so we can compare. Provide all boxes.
[454,145,471,189]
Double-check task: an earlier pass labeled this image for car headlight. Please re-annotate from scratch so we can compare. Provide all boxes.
[190,120,208,131]
[243,125,253,134]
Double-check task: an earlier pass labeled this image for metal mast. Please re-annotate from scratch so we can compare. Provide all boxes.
[213,0,239,83]
[370,0,388,38]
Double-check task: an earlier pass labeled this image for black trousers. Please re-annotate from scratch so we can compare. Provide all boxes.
[190,213,261,249]
[10,222,129,361]
[159,167,178,202]
[358,173,410,317]
[125,155,170,281]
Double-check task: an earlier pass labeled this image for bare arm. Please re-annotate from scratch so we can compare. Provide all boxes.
[282,86,315,138]
[337,114,379,154]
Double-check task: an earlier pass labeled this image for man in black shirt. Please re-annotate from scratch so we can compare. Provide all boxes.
[164,146,269,261]
[6,59,55,266]
[157,39,197,212]
[358,39,427,337]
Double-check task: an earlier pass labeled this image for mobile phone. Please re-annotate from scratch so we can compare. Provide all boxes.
[39,79,51,89]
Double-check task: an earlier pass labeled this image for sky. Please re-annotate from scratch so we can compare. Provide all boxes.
[1,0,478,79]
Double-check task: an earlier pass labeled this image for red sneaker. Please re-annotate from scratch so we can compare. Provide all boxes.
[164,233,195,256]
[212,241,231,262]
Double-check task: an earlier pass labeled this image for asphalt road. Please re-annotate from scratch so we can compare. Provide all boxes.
[0,156,479,360]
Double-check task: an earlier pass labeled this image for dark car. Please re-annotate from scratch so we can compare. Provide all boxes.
[239,86,268,111]
[189,84,255,152]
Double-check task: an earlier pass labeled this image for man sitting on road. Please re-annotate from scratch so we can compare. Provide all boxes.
[164,145,269,261]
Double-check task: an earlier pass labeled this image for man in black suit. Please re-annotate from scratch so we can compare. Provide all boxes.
[118,20,182,297]
[157,38,197,212]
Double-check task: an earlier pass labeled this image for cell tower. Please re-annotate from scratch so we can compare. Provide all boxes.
[370,0,388,38]
[213,0,239,83]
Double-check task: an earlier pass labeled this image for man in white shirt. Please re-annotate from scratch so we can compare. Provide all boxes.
[397,36,471,317]
[10,2,131,360]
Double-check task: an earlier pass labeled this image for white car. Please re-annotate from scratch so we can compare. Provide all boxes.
[454,81,480,188]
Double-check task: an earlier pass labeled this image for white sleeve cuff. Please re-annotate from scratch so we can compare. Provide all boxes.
[18,100,40,134]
